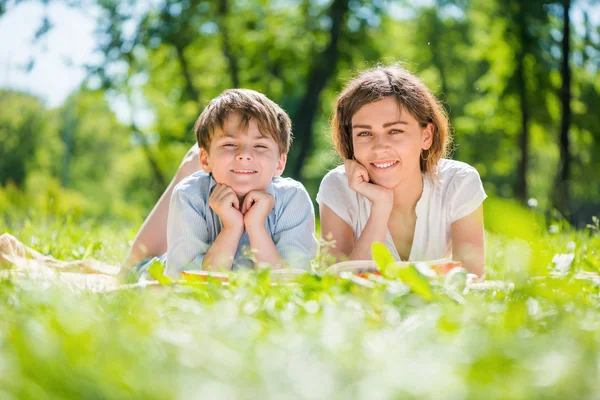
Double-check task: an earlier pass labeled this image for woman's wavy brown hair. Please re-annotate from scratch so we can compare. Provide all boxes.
[331,64,452,174]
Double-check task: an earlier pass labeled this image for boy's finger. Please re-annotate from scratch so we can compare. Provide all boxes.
[241,192,255,214]
[211,184,226,199]
[223,190,239,209]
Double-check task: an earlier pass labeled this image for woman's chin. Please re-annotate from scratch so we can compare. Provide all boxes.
[370,178,396,189]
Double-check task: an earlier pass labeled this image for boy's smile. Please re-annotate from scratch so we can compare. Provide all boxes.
[199,112,286,199]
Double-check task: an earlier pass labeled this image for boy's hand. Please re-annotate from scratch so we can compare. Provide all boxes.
[208,184,244,231]
[344,159,393,210]
[241,190,275,230]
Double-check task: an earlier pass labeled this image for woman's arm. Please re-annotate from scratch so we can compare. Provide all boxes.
[451,205,485,277]
[320,203,390,261]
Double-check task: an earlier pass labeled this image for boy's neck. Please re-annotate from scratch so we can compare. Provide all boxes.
[391,171,424,215]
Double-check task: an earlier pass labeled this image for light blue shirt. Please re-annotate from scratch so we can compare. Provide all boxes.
[165,171,318,279]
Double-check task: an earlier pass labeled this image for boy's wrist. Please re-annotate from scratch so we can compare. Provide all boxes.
[221,224,244,239]
[245,223,268,238]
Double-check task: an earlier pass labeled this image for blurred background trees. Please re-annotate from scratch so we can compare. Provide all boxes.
[0,0,598,226]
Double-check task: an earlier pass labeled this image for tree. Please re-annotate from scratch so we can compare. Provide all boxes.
[552,0,573,218]
[0,90,50,186]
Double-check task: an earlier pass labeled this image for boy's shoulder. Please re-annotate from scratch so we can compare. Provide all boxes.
[173,171,212,199]
[270,176,309,196]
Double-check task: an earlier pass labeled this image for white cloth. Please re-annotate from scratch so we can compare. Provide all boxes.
[316,159,487,261]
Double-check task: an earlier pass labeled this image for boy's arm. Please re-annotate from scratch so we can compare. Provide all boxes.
[202,226,243,271]
[246,224,284,268]
[242,190,283,267]
[166,184,242,279]
[166,186,212,279]
[202,183,245,270]
[256,186,318,270]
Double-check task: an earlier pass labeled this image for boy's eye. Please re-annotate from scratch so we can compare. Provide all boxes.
[223,143,237,147]
[255,144,268,149]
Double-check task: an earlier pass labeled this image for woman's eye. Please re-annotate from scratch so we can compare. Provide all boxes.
[356,131,371,137]
[389,129,404,134]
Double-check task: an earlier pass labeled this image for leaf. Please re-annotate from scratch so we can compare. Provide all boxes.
[371,242,433,301]
[395,264,434,301]
[148,259,173,285]
[372,242,395,274]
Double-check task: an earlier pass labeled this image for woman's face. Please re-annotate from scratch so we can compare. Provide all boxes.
[351,97,433,189]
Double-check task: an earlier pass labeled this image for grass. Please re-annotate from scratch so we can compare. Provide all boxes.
[1,205,599,399]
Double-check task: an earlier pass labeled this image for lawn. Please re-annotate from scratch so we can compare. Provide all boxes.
[1,204,599,399]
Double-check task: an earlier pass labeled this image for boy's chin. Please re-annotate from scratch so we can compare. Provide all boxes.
[225,185,260,198]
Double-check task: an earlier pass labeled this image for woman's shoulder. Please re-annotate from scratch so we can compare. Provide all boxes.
[436,158,481,178]
[319,165,349,188]
[317,164,360,207]
[434,159,482,188]
[433,159,487,220]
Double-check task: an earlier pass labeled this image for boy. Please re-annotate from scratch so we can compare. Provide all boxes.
[164,89,318,279]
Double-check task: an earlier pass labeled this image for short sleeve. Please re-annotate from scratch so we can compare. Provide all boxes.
[316,167,356,227]
[272,185,319,271]
[448,166,487,222]
[165,185,211,279]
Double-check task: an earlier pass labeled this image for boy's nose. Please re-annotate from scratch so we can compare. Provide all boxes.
[236,149,253,161]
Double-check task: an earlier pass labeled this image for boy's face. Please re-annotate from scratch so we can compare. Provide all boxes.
[199,112,286,198]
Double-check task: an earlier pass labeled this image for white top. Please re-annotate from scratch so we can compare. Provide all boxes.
[316,159,487,262]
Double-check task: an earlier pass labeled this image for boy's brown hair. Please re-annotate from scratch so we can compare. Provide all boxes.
[332,64,452,174]
[194,89,292,154]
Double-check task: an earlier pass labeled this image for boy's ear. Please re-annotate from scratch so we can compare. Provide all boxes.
[422,122,434,150]
[274,153,287,177]
[199,147,211,173]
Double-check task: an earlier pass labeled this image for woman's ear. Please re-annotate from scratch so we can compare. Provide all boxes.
[274,153,287,177]
[422,122,434,150]
[199,147,211,173]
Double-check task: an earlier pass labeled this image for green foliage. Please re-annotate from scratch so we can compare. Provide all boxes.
[2,0,600,222]
[148,260,173,285]
[0,90,53,187]
[1,208,600,398]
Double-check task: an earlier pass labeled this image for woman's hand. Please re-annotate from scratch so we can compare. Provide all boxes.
[344,159,393,211]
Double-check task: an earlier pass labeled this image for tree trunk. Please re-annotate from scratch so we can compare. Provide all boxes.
[290,0,348,179]
[217,0,240,88]
[553,0,572,218]
[174,43,200,102]
[131,123,167,190]
[60,102,76,188]
[516,11,530,204]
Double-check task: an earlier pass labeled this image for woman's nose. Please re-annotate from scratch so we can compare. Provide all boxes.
[373,135,390,150]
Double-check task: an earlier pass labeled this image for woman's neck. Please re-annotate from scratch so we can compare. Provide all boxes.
[391,171,424,215]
